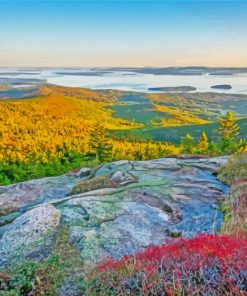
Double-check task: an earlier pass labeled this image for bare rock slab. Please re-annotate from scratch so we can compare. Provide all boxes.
[0,204,61,266]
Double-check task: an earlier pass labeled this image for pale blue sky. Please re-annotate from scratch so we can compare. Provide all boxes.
[0,0,246,67]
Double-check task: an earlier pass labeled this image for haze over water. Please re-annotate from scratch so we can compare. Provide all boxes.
[1,68,247,94]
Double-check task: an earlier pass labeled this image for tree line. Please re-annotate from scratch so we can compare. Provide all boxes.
[88,111,246,163]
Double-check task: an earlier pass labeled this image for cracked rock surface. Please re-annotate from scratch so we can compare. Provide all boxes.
[0,157,228,267]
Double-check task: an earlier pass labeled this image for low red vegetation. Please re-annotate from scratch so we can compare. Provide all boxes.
[233,178,247,187]
[240,188,247,203]
[88,235,247,295]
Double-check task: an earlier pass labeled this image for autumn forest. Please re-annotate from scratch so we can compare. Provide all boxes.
[0,84,246,185]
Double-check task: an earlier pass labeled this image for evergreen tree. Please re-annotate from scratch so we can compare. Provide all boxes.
[88,124,113,163]
[208,141,220,156]
[181,133,195,154]
[197,131,209,153]
[217,111,240,153]
[133,150,143,161]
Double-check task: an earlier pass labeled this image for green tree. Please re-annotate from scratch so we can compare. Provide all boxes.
[217,111,240,153]
[196,131,209,154]
[133,150,143,161]
[157,142,164,158]
[181,133,195,154]
[208,141,221,156]
[88,124,113,163]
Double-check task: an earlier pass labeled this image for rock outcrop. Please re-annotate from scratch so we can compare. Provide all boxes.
[0,204,60,266]
[0,157,228,268]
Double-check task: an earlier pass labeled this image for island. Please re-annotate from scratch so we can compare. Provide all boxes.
[211,84,232,90]
[148,86,197,92]
[55,71,112,76]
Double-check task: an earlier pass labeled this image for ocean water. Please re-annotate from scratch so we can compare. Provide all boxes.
[1,68,247,94]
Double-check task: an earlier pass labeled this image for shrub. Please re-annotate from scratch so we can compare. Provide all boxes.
[218,153,247,237]
[85,235,247,296]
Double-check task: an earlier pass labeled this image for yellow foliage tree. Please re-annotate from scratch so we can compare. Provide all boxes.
[217,111,240,153]
[197,131,209,153]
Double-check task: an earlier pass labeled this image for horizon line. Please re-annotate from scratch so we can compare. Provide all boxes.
[1,66,247,69]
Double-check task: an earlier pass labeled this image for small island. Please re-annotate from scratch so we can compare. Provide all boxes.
[148,86,196,92]
[211,84,232,90]
[55,71,112,76]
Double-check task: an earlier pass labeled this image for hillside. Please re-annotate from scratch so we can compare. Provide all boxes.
[0,155,246,295]
[0,84,246,295]
[0,84,247,185]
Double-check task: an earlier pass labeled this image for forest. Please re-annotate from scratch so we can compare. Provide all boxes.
[0,85,246,185]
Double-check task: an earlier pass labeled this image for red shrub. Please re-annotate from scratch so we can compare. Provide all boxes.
[87,235,247,296]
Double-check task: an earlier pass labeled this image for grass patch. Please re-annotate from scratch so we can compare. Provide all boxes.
[218,153,247,237]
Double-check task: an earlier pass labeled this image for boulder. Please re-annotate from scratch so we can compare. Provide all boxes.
[69,167,91,178]
[0,204,61,266]
[110,170,137,186]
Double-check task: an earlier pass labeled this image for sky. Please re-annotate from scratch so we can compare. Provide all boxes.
[0,0,247,67]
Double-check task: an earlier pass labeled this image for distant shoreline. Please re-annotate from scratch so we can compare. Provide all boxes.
[1,67,247,95]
